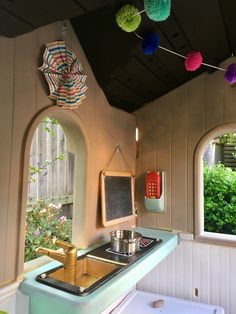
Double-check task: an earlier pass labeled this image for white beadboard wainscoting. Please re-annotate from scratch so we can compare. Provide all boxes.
[0,282,18,314]
[137,235,236,314]
[0,282,29,314]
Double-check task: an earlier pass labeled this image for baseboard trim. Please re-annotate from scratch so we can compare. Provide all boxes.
[0,282,20,302]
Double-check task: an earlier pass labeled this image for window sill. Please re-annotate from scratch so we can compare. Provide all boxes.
[24,256,54,274]
[195,231,236,247]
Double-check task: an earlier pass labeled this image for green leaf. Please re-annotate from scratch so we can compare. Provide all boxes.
[204,163,236,235]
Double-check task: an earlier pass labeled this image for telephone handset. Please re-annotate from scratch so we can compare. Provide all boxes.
[146,171,162,199]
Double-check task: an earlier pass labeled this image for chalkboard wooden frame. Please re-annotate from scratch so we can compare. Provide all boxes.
[101,170,135,227]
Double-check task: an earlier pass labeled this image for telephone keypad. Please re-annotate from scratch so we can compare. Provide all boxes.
[148,182,157,197]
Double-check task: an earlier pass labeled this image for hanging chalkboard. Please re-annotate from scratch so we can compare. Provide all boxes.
[101,171,135,227]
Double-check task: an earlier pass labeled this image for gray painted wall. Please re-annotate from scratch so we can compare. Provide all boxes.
[135,57,236,232]
[0,21,136,287]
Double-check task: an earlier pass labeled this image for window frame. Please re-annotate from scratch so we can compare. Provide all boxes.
[20,106,88,273]
[194,123,236,247]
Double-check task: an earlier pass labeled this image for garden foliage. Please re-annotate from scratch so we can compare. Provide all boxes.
[25,201,72,262]
[204,163,236,235]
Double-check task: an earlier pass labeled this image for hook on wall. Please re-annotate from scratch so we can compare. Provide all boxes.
[61,20,67,42]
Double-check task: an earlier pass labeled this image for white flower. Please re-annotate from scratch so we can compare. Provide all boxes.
[55,203,62,209]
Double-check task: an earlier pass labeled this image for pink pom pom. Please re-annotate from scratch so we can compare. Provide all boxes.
[185,51,203,71]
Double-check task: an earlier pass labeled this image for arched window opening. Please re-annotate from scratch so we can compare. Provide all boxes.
[195,124,236,246]
[25,117,74,262]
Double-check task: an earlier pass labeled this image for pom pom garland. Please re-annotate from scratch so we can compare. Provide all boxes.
[115,1,229,85]
[144,0,171,22]
[185,51,203,71]
[135,32,228,84]
[142,32,160,55]
[116,4,141,33]
[224,63,236,85]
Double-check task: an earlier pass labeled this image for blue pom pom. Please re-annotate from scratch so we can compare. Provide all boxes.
[142,32,160,55]
[144,0,171,22]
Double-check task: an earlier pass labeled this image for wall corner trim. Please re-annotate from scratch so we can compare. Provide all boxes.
[0,282,20,301]
[179,232,194,241]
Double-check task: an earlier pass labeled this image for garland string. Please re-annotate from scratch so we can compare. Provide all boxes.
[135,33,226,72]
[132,9,146,17]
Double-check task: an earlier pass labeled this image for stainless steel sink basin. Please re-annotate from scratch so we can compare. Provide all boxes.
[36,255,123,296]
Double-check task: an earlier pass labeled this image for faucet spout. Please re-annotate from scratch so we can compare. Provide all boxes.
[35,240,78,270]
[35,247,66,265]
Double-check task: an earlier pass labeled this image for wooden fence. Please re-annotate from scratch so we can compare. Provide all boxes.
[223,142,236,169]
[28,119,74,205]
[203,139,236,170]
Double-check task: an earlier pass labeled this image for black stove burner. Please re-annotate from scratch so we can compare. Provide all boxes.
[87,237,162,266]
[105,237,156,258]
[106,247,135,257]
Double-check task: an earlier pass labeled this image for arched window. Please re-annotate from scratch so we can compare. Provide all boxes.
[20,107,88,269]
[194,123,236,247]
[25,117,74,262]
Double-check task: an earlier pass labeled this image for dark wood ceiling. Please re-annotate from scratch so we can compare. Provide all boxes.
[1,0,236,112]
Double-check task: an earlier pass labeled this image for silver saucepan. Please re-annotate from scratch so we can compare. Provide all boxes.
[110,230,142,254]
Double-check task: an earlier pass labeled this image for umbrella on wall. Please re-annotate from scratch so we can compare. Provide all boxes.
[39,41,87,109]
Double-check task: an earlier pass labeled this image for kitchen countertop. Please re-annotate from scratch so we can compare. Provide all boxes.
[19,228,179,314]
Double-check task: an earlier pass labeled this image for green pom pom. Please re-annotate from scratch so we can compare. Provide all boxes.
[116,4,141,32]
[144,0,171,22]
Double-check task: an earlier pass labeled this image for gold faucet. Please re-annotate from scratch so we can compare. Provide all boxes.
[35,240,78,270]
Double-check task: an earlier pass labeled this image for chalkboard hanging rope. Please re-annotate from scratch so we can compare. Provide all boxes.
[102,145,133,175]
[118,146,133,175]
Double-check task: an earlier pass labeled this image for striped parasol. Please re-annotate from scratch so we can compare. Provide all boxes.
[39,41,87,109]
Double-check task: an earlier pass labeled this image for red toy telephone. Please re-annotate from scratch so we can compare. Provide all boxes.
[146,171,162,199]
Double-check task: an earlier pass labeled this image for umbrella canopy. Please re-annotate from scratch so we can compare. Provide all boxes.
[39,41,87,109]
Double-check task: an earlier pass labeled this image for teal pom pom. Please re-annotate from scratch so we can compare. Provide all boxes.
[144,0,171,22]
[116,4,141,32]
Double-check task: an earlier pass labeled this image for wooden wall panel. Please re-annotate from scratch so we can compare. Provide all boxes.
[173,243,184,298]
[230,249,236,314]
[223,83,236,123]
[155,94,171,229]
[165,249,176,296]
[138,104,157,228]
[210,246,220,306]
[135,56,236,233]
[219,248,230,313]
[187,76,205,232]
[205,70,224,131]
[192,242,202,301]
[182,240,193,300]
[5,31,38,282]
[0,37,14,285]
[135,110,142,226]
[134,59,236,314]
[171,85,188,231]
[138,239,236,314]
[36,23,57,111]
[200,245,210,303]
[0,22,136,287]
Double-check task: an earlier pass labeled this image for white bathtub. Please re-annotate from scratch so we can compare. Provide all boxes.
[111,290,224,314]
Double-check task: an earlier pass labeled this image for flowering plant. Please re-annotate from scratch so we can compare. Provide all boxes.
[25,200,72,262]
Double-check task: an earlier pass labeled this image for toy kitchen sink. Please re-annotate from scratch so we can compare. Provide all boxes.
[36,236,162,296]
[20,228,179,314]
